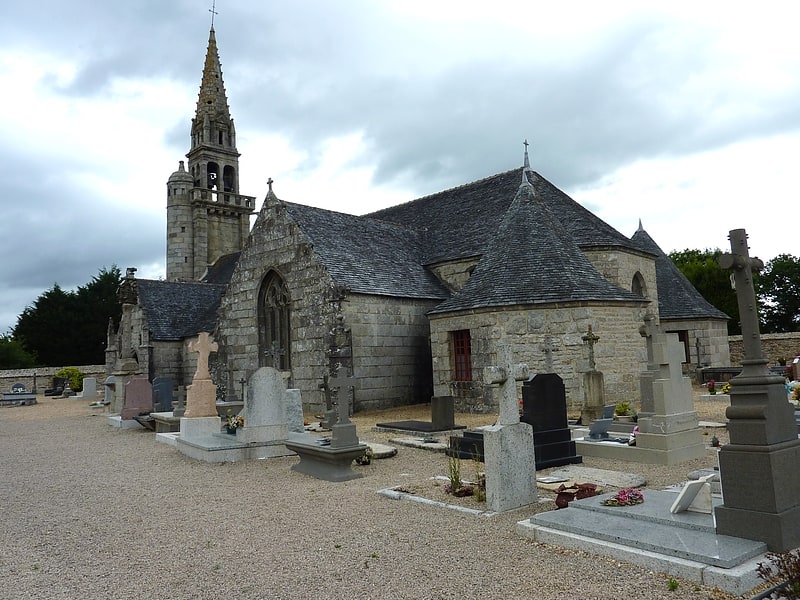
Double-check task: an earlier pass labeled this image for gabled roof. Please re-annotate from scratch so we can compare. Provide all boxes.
[630,226,729,321]
[429,171,649,315]
[137,279,227,341]
[367,168,647,265]
[282,202,450,300]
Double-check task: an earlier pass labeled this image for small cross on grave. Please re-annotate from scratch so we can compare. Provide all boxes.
[484,345,529,426]
[695,336,702,368]
[267,341,285,370]
[329,372,356,425]
[238,377,246,402]
[541,334,558,373]
[582,325,600,371]
[188,332,217,381]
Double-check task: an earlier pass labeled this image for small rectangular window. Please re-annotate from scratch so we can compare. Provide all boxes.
[452,330,472,381]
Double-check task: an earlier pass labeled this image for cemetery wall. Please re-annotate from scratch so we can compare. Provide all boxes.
[582,249,659,316]
[429,257,479,293]
[728,332,800,367]
[344,293,439,411]
[0,365,106,393]
[215,199,337,414]
[429,302,648,414]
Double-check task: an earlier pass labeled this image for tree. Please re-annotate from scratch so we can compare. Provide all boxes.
[669,248,743,334]
[0,334,37,369]
[12,266,122,366]
[757,254,800,333]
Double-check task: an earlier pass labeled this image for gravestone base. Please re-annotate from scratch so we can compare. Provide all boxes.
[575,436,706,465]
[715,439,800,551]
[184,380,218,418]
[177,416,293,462]
[483,422,537,512]
[150,411,181,433]
[447,429,486,461]
[285,433,368,482]
[236,423,288,444]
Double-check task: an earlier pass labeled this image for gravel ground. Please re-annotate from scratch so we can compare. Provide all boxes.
[0,389,746,599]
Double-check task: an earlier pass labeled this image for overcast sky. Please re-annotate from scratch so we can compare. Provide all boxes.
[2,1,799,334]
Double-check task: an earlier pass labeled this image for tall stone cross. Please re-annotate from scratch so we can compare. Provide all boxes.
[484,345,529,426]
[329,371,356,425]
[188,332,217,381]
[718,228,767,376]
[582,325,600,371]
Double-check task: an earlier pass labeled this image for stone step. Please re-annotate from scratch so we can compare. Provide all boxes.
[528,490,766,568]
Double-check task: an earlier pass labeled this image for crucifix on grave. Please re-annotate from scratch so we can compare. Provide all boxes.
[318,372,337,429]
[582,325,600,371]
[580,325,606,424]
[714,228,800,551]
[328,371,359,448]
[267,341,285,370]
[541,335,558,374]
[484,345,530,426]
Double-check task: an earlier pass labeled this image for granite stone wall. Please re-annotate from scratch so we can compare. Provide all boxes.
[0,365,106,393]
[583,248,659,315]
[728,332,800,367]
[429,302,649,415]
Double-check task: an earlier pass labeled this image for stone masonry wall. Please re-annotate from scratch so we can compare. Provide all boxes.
[663,318,730,367]
[429,302,648,415]
[344,294,439,412]
[215,199,337,414]
[583,248,659,317]
[728,332,800,367]
[0,365,106,393]
[429,257,479,294]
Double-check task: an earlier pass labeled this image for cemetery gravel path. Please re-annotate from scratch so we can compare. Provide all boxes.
[0,393,742,600]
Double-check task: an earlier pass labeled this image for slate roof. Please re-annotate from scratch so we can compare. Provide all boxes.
[283,202,450,300]
[429,172,649,314]
[367,168,647,265]
[202,252,241,285]
[630,226,729,321]
[136,279,227,340]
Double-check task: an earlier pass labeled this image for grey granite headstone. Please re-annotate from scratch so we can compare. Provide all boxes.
[104,375,116,406]
[80,377,97,400]
[285,388,305,433]
[152,376,175,413]
[236,367,288,444]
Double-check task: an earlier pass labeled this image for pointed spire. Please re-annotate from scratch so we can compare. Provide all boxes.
[195,27,231,124]
[637,218,644,232]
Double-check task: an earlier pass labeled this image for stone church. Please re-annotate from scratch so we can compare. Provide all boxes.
[108,27,729,415]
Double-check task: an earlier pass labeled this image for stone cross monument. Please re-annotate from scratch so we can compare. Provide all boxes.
[714,228,800,551]
[184,332,219,418]
[482,345,537,512]
[580,325,606,424]
[328,371,359,449]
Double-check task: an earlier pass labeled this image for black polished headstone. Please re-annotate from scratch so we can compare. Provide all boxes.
[521,373,582,469]
[152,375,176,412]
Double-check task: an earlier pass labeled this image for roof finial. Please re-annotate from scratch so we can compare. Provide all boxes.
[521,139,533,188]
[267,177,274,193]
[209,0,218,27]
[637,218,644,232]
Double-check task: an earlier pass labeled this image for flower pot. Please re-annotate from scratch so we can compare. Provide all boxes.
[615,415,635,423]
[225,426,237,435]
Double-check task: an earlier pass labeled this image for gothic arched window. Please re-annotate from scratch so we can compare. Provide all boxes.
[258,271,291,370]
[631,272,647,297]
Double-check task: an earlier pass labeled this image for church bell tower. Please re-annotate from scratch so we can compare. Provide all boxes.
[166,26,255,282]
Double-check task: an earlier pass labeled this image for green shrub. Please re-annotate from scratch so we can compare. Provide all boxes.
[55,367,84,392]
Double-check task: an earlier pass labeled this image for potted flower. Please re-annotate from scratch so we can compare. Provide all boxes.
[225,412,244,434]
[614,401,635,423]
[707,380,717,395]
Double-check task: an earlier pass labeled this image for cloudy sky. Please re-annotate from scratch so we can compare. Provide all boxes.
[2,1,798,334]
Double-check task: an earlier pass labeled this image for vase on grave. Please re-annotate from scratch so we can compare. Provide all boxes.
[226,426,237,435]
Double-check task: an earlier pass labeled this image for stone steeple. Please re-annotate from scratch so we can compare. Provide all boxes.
[166,27,255,282]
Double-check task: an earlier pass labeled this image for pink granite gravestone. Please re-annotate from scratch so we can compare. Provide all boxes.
[121,376,152,420]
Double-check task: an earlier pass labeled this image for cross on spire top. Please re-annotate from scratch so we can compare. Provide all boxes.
[209,0,218,27]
